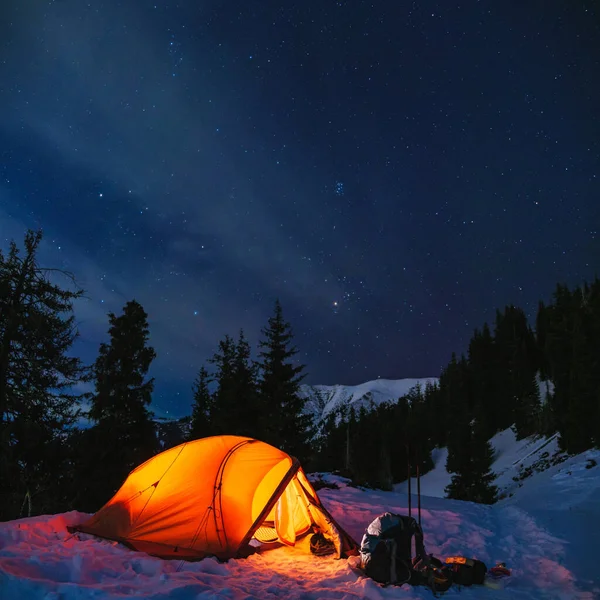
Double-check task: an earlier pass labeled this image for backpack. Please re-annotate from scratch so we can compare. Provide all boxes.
[359,513,427,586]
[444,556,488,586]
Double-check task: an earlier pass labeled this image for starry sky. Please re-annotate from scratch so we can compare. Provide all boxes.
[1,1,599,418]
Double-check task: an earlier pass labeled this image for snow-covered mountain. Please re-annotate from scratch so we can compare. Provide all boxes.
[151,377,438,448]
[301,376,438,422]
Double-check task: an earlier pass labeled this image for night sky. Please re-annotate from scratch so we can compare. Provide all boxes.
[1,1,599,418]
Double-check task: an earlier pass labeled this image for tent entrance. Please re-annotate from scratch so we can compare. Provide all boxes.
[251,473,314,547]
[254,523,279,544]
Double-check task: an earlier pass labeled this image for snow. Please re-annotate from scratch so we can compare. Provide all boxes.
[393,427,565,503]
[2,444,600,599]
[394,446,452,499]
[302,377,439,421]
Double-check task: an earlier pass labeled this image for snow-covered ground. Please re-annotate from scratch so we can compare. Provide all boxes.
[1,431,599,599]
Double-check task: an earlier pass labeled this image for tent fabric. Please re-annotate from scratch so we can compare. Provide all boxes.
[72,435,358,561]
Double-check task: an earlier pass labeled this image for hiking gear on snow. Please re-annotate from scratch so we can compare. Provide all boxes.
[360,513,427,585]
[444,556,487,586]
[489,563,511,578]
[406,443,422,526]
[69,435,358,560]
[310,532,335,556]
[412,556,452,594]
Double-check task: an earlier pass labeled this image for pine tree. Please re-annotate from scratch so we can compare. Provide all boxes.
[563,301,597,452]
[467,424,498,504]
[75,300,158,510]
[512,342,541,440]
[190,366,213,440]
[314,409,344,472]
[535,300,551,380]
[231,330,262,438]
[468,323,500,439]
[0,230,86,520]
[446,419,497,504]
[493,306,539,433]
[443,352,497,504]
[208,334,237,434]
[257,300,312,462]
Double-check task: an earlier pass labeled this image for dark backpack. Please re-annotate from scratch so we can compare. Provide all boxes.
[444,556,487,586]
[359,513,427,586]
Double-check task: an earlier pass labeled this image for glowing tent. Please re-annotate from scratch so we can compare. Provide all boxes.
[71,435,358,560]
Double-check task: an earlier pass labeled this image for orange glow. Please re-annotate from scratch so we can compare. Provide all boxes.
[73,435,358,560]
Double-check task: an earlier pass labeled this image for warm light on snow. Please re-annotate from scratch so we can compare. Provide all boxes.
[1,441,599,599]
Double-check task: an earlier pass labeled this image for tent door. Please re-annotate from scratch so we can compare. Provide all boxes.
[274,477,312,546]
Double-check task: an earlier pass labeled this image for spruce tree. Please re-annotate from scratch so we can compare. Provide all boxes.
[257,300,312,462]
[0,230,86,520]
[75,300,158,510]
[535,300,551,380]
[189,366,213,440]
[208,334,237,434]
[446,419,497,504]
[468,323,500,440]
[444,353,498,504]
[563,302,597,452]
[314,410,339,472]
[512,342,541,440]
[231,330,262,438]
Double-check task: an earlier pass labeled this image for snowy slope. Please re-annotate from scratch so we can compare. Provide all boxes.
[302,377,439,421]
[2,448,599,599]
[393,428,567,502]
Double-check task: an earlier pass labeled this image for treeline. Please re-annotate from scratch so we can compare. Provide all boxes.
[0,230,313,520]
[1,230,599,520]
[188,301,313,462]
[311,285,600,503]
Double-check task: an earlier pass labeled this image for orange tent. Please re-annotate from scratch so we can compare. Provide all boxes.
[71,435,358,560]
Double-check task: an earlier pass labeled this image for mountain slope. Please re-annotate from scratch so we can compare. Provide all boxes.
[394,427,567,501]
[301,376,438,421]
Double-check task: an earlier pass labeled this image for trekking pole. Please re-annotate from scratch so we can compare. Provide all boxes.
[416,448,421,527]
[406,443,412,518]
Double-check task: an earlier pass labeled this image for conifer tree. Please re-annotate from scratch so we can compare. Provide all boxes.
[563,301,597,452]
[512,341,541,440]
[389,396,410,481]
[422,380,445,448]
[208,332,261,436]
[207,334,236,434]
[257,300,312,462]
[74,300,158,510]
[535,300,551,380]
[493,306,539,433]
[443,352,497,504]
[0,230,86,519]
[231,330,262,438]
[314,409,345,472]
[190,366,213,440]
[468,323,500,439]
[446,419,497,504]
